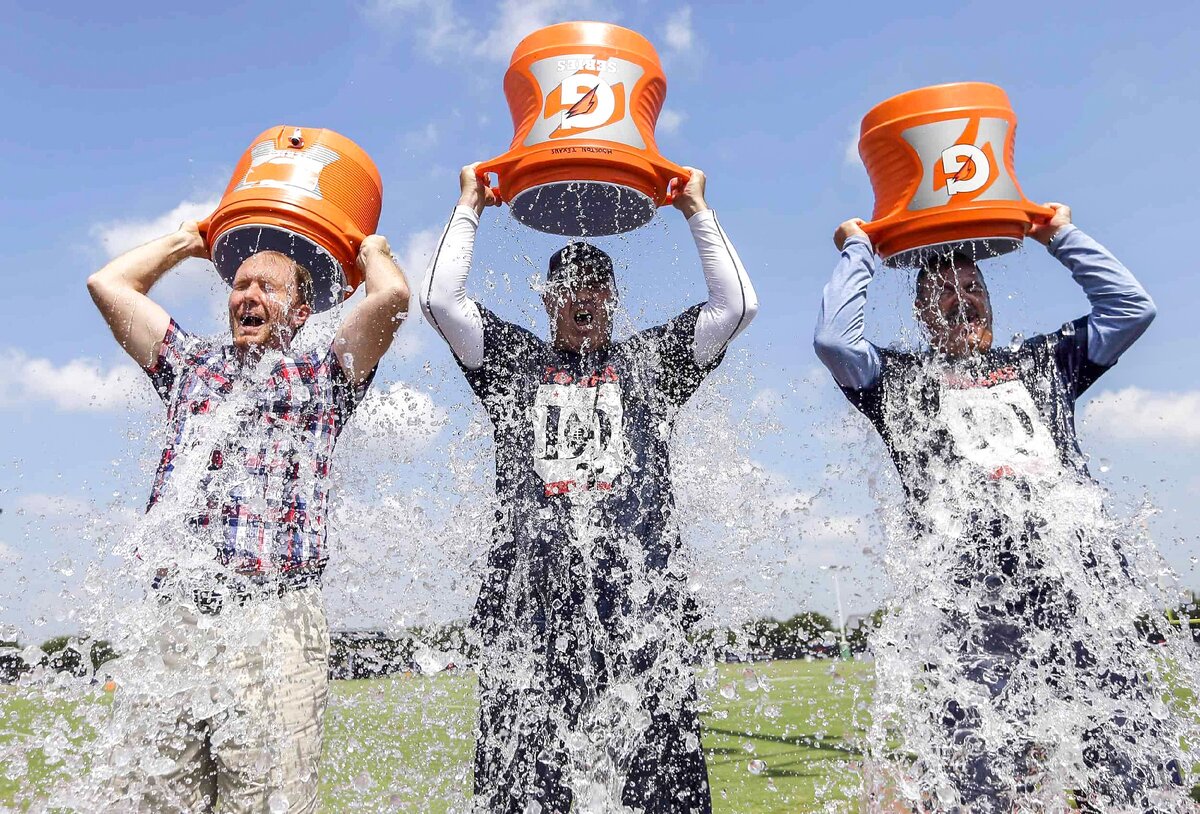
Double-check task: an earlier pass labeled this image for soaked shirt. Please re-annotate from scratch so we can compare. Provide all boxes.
[814,225,1156,501]
[841,321,1104,497]
[419,205,758,640]
[461,305,720,632]
[144,320,371,576]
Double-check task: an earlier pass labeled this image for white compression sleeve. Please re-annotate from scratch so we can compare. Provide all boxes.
[690,210,759,366]
[419,206,486,370]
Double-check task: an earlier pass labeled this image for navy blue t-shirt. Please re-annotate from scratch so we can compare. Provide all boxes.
[841,316,1110,502]
[460,304,721,642]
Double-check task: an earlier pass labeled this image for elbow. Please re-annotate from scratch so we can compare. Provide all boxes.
[1134,294,1157,330]
[813,323,844,364]
[86,272,107,304]
[415,276,434,320]
[740,289,760,328]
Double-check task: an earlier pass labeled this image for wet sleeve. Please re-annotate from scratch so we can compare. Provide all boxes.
[838,350,892,430]
[1048,224,1156,368]
[461,305,542,397]
[814,236,883,391]
[143,319,192,404]
[1048,316,1110,399]
[419,206,486,370]
[641,304,719,406]
[324,344,376,419]
[689,210,759,367]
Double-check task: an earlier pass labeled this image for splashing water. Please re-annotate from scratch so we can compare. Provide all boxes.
[0,200,818,812]
[855,243,1200,813]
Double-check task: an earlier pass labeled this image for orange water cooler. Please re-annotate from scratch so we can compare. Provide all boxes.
[477,21,689,237]
[858,82,1051,266]
[201,126,383,311]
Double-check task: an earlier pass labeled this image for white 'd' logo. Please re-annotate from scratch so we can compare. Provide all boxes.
[941,144,991,195]
[559,74,616,131]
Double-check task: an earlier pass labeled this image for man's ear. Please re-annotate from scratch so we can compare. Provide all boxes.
[291,303,313,329]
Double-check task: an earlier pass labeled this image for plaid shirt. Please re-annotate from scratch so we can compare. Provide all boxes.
[144,320,371,577]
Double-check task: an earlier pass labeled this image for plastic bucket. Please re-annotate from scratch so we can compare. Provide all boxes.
[200,126,383,311]
[858,82,1051,266]
[477,21,689,237]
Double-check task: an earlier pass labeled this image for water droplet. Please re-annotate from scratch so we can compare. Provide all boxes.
[748,759,767,775]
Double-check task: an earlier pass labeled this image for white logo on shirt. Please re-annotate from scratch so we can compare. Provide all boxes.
[939,379,1061,479]
[532,380,626,494]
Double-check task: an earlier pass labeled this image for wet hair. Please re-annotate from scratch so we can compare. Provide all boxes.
[915,250,983,299]
[546,242,615,289]
[250,251,314,308]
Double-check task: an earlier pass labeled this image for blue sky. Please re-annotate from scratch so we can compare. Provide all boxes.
[2,1,1199,639]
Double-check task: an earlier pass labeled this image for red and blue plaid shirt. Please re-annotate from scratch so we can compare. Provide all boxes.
[144,320,372,577]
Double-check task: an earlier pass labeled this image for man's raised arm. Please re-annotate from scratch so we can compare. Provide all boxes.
[1029,203,1156,367]
[86,221,206,369]
[418,164,500,371]
[674,168,759,367]
[813,218,882,391]
[333,236,411,386]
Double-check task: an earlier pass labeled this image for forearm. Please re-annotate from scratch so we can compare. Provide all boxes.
[813,236,881,390]
[419,206,485,369]
[88,231,194,295]
[86,232,189,368]
[1049,225,1156,366]
[691,210,758,366]
[334,250,409,384]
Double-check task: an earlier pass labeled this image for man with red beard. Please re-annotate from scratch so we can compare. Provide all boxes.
[87,221,408,812]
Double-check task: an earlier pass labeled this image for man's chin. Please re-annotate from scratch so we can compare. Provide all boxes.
[231,332,270,350]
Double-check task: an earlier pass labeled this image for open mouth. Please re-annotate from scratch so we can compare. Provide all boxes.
[238,314,266,328]
[944,302,981,328]
[574,310,594,327]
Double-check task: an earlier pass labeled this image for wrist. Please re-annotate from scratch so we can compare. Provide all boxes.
[457,192,485,216]
[169,230,205,261]
[678,199,709,220]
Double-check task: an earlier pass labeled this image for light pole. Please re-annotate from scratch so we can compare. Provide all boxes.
[822,565,852,660]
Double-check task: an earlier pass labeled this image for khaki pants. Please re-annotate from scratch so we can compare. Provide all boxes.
[101,585,329,813]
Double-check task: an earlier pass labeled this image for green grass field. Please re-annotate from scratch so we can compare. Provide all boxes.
[0,659,871,812]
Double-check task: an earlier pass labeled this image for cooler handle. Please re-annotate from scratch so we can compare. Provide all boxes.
[197,215,214,255]
[650,158,691,207]
[1026,202,1056,223]
[475,154,517,205]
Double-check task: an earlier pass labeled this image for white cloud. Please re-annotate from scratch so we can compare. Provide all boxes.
[365,0,470,61]
[0,542,20,564]
[474,0,572,58]
[843,122,863,168]
[368,0,610,62]
[402,122,439,151]
[662,7,694,53]
[0,349,150,413]
[14,494,92,518]
[1084,387,1200,445]
[91,198,226,314]
[346,382,447,447]
[658,109,686,136]
[93,199,219,260]
[398,227,442,278]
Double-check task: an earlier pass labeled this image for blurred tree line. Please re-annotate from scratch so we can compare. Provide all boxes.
[0,636,117,683]
[21,596,1200,684]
